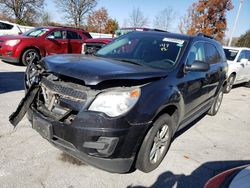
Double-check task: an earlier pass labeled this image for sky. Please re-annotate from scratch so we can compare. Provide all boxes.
[45,0,250,38]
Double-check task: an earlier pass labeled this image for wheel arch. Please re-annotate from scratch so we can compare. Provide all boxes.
[151,104,180,133]
[20,46,43,60]
[230,72,236,76]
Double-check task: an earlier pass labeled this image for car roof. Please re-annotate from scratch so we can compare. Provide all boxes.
[0,20,16,25]
[35,26,86,32]
[131,31,218,44]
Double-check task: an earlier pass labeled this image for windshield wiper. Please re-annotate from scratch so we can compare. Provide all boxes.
[113,58,142,66]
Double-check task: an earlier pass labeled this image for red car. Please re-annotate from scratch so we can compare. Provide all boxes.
[0,26,92,65]
[204,165,250,188]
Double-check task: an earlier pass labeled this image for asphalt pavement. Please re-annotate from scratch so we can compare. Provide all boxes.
[0,61,250,188]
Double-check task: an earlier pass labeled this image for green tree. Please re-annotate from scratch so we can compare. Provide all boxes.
[235,30,250,48]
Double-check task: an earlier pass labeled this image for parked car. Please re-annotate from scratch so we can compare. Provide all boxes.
[223,47,250,93]
[0,26,92,65]
[82,28,165,55]
[10,31,227,173]
[0,20,23,36]
[204,164,250,188]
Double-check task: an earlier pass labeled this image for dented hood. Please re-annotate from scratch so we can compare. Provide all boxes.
[42,54,168,85]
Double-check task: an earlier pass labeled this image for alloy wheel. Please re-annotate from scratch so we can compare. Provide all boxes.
[226,76,234,92]
[149,124,169,164]
[215,91,223,112]
[25,51,38,65]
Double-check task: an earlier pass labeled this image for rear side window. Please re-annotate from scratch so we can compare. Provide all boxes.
[246,50,250,61]
[67,31,82,39]
[186,42,206,66]
[0,22,14,30]
[205,43,221,64]
[82,32,92,39]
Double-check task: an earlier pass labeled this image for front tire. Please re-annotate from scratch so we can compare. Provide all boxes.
[135,114,173,173]
[224,74,235,93]
[21,48,40,66]
[208,87,223,116]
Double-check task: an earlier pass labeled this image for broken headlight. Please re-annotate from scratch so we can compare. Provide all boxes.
[88,88,140,117]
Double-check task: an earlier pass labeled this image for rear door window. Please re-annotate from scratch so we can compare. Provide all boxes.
[205,43,221,64]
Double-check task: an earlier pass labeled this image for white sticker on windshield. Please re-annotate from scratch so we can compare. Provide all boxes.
[229,49,238,53]
[162,38,184,44]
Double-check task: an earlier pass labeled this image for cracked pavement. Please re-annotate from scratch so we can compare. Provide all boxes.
[0,61,250,188]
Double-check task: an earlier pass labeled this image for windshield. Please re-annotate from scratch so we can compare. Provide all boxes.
[23,28,49,37]
[223,48,239,61]
[96,32,186,70]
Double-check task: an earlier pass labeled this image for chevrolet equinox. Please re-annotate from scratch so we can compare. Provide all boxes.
[10,31,228,173]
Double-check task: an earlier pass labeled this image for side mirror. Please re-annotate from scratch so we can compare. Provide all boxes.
[185,60,210,72]
[46,35,55,39]
[240,58,248,64]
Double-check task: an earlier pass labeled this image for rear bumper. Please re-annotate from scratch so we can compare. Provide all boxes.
[28,107,149,173]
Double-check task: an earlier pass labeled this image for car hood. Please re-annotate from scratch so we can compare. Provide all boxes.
[42,54,168,86]
[0,35,32,41]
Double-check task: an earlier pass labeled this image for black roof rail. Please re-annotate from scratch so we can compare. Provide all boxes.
[196,32,214,39]
[55,25,85,30]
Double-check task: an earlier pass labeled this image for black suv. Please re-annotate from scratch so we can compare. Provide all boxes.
[10,31,227,173]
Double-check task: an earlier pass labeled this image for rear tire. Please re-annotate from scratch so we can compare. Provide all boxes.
[208,87,223,116]
[21,48,40,66]
[135,114,173,173]
[224,74,235,93]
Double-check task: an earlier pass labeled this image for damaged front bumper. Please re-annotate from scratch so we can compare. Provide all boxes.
[29,108,138,173]
[9,76,149,173]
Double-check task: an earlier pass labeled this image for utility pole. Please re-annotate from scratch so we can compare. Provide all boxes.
[228,0,243,46]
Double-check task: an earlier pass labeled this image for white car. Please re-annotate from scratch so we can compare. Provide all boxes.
[0,20,33,36]
[223,47,250,93]
[0,20,23,35]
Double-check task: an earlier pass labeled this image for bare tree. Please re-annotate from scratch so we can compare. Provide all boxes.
[153,8,175,31]
[0,0,44,25]
[127,8,149,27]
[40,11,52,26]
[55,0,97,27]
[178,6,193,34]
